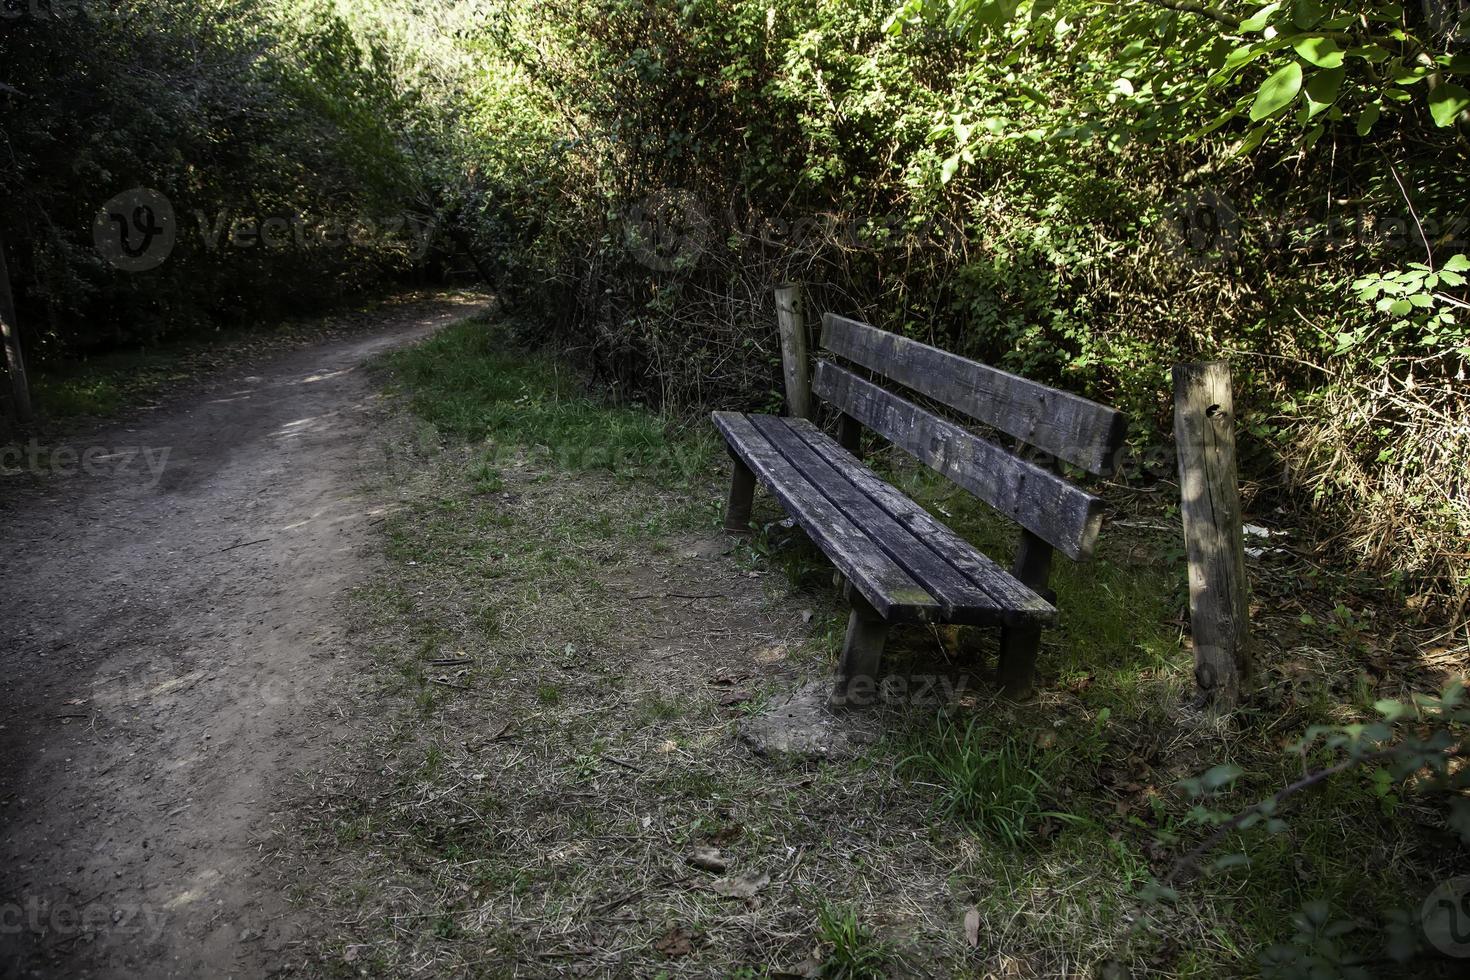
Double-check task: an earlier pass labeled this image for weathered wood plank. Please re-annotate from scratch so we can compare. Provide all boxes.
[774,284,812,420]
[784,417,1056,625]
[749,413,1000,623]
[821,314,1127,476]
[1173,361,1253,707]
[813,361,1105,561]
[712,411,940,623]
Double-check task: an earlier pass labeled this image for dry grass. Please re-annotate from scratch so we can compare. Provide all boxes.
[259,316,1466,978]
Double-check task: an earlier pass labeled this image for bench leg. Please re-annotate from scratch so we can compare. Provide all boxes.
[723,455,755,534]
[997,622,1042,698]
[829,591,888,710]
[836,413,863,455]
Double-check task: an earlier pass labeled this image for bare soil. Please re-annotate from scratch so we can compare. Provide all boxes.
[0,296,487,979]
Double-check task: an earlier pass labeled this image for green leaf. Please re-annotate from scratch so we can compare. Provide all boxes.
[1441,254,1470,272]
[940,154,960,183]
[1291,0,1326,29]
[1292,37,1343,69]
[1348,44,1389,63]
[1229,123,1269,158]
[1241,2,1281,32]
[1251,62,1303,120]
[1304,66,1343,116]
[1202,764,1244,791]
[1389,299,1412,316]
[1356,102,1381,135]
[1428,83,1470,127]
[1375,699,1408,720]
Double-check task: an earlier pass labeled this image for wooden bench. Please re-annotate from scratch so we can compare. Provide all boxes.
[713,314,1127,706]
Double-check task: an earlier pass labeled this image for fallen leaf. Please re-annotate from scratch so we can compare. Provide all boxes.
[655,925,694,958]
[710,668,752,686]
[800,609,814,624]
[709,871,769,898]
[964,907,980,948]
[719,690,751,707]
[687,845,728,872]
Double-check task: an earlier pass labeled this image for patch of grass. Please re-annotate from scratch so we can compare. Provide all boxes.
[815,903,891,979]
[278,311,1460,979]
[378,314,717,483]
[901,716,1081,849]
[30,347,190,419]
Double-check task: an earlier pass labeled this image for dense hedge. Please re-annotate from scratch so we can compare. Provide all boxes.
[466,0,1470,613]
[0,0,440,354]
[2,0,1467,610]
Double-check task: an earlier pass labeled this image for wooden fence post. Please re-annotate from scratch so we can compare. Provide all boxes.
[774,283,811,420]
[0,231,33,426]
[1174,361,1252,706]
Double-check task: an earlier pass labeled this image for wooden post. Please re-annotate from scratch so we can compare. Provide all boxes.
[774,283,811,420]
[1173,361,1252,707]
[0,231,33,426]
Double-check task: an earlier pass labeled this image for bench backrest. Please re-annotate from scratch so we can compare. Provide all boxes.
[814,314,1127,562]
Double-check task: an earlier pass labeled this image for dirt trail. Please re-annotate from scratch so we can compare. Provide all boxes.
[0,297,484,978]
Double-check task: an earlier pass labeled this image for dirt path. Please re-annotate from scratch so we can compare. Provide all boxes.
[0,297,485,979]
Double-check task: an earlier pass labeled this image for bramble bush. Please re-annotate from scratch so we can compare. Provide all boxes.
[3,1,1466,602]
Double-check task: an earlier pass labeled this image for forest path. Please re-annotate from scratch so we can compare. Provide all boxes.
[0,296,485,978]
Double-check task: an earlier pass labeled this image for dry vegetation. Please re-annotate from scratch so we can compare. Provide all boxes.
[254,314,1467,978]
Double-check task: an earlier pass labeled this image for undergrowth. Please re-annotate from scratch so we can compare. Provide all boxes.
[276,313,1464,978]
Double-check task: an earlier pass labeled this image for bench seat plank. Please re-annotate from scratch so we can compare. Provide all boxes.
[715,411,1056,627]
[712,411,940,623]
[748,413,1009,624]
[784,418,1057,626]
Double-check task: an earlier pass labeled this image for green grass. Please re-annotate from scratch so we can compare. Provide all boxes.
[291,312,1461,978]
[900,715,1084,849]
[30,347,193,419]
[378,314,717,482]
[815,904,891,979]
